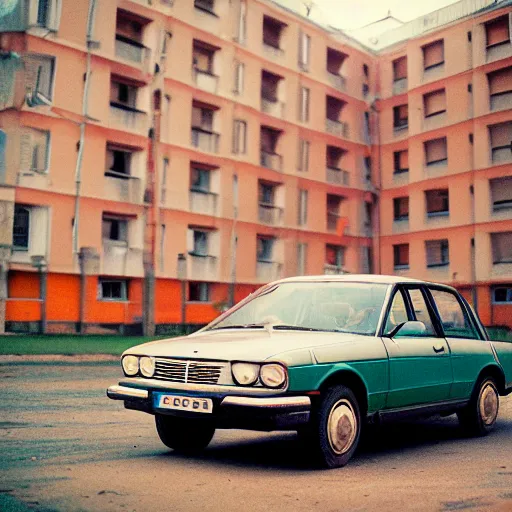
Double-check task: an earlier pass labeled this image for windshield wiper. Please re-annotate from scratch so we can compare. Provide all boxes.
[209,324,266,331]
[273,325,324,332]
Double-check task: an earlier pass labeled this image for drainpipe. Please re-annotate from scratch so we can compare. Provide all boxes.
[78,249,86,334]
[31,256,47,334]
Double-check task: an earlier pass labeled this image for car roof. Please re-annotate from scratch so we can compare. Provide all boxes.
[274,274,432,286]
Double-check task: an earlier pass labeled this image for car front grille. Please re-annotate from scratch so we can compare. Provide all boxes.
[153,358,226,385]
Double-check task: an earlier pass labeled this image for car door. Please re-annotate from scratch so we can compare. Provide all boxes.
[427,287,496,401]
[381,285,452,409]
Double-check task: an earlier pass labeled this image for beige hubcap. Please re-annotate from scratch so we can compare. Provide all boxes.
[479,382,498,426]
[327,399,357,455]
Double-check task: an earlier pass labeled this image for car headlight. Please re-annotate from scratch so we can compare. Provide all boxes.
[139,356,155,378]
[232,362,260,386]
[260,363,287,388]
[122,355,139,376]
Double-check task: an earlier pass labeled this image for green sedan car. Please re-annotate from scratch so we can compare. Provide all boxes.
[107,275,512,468]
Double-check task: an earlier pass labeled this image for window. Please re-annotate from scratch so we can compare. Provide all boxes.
[326,95,346,122]
[298,139,310,171]
[364,157,372,182]
[326,244,345,268]
[257,236,274,262]
[384,290,409,334]
[407,288,436,335]
[492,232,512,264]
[425,137,448,166]
[326,145,344,169]
[393,197,409,221]
[393,150,409,174]
[297,243,307,275]
[259,182,275,205]
[488,67,512,110]
[300,86,310,122]
[189,282,210,302]
[363,111,371,142]
[105,145,132,178]
[190,166,210,193]
[326,48,347,76]
[489,122,511,163]
[161,158,169,203]
[232,119,247,154]
[23,54,56,106]
[426,189,449,217]
[194,0,215,15]
[393,244,409,269]
[485,15,510,48]
[110,79,137,109]
[493,286,512,303]
[422,40,444,70]
[393,56,407,81]
[262,15,285,50]
[98,279,128,301]
[192,104,214,131]
[363,64,369,78]
[298,189,308,226]
[430,289,477,339]
[491,176,512,211]
[234,61,245,95]
[299,31,311,71]
[393,104,408,129]
[102,215,128,243]
[424,89,446,117]
[236,0,246,44]
[13,205,30,250]
[261,70,281,102]
[32,0,61,31]
[426,239,449,267]
[20,128,50,173]
[193,40,216,75]
[0,130,5,178]
[190,229,209,256]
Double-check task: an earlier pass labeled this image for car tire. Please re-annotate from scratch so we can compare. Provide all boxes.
[307,385,361,469]
[155,414,215,453]
[457,377,499,436]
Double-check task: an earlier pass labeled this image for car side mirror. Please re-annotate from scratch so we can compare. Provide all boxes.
[386,320,427,338]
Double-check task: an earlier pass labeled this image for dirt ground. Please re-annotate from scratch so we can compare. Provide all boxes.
[1,362,511,512]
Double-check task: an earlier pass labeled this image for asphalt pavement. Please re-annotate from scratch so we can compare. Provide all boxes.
[1,361,511,512]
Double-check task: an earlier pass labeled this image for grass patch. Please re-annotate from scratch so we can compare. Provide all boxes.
[0,335,172,356]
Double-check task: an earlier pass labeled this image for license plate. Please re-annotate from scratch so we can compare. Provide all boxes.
[157,394,213,414]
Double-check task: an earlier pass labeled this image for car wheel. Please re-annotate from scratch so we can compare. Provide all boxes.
[307,385,361,469]
[155,414,215,453]
[457,377,499,436]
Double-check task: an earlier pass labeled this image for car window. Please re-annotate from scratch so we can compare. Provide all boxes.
[406,288,437,336]
[430,289,478,339]
[384,290,409,335]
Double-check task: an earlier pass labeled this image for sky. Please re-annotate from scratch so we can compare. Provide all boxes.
[276,0,461,30]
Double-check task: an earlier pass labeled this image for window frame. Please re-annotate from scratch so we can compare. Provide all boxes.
[393,150,409,174]
[13,205,31,252]
[188,281,211,302]
[98,279,128,302]
[393,243,409,270]
[492,286,512,304]
[393,196,409,221]
[425,239,450,268]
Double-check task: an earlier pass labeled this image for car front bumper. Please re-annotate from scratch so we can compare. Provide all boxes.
[107,383,312,431]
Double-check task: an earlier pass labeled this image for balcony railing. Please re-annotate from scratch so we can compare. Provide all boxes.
[393,78,407,95]
[191,128,219,153]
[115,35,151,69]
[326,119,349,138]
[258,204,283,225]
[109,103,148,135]
[193,68,219,94]
[260,150,282,171]
[486,41,512,63]
[261,97,285,118]
[327,73,346,91]
[104,174,143,204]
[326,167,349,186]
[189,189,218,216]
[189,254,219,281]
[491,92,512,112]
[327,213,340,232]
[491,146,512,165]
[324,264,345,275]
[102,239,143,276]
[256,260,282,282]
[262,43,284,59]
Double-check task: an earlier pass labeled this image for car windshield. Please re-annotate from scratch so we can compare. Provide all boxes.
[207,282,390,336]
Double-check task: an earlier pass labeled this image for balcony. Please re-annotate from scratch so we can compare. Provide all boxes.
[263,43,284,59]
[191,128,219,153]
[189,254,219,281]
[326,167,349,186]
[261,98,285,118]
[327,213,339,232]
[189,190,218,216]
[324,264,345,275]
[256,261,282,283]
[491,92,512,112]
[109,103,148,135]
[327,73,346,92]
[260,150,282,171]
[193,68,218,94]
[102,239,143,277]
[487,41,512,63]
[115,35,151,70]
[258,204,283,225]
[326,119,349,138]
[104,175,143,203]
[393,78,407,96]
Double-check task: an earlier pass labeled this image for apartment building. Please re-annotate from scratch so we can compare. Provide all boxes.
[0,0,509,334]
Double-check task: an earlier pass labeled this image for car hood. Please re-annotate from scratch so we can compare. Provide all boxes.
[123,329,365,363]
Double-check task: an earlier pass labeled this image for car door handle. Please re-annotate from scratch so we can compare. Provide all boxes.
[433,344,445,354]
